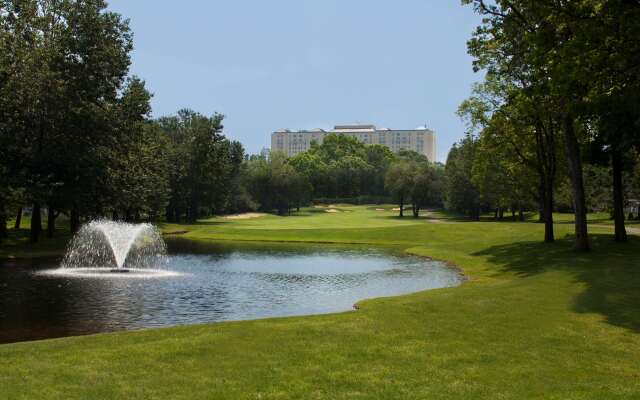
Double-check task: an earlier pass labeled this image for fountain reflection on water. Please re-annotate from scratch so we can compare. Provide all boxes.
[43,220,178,278]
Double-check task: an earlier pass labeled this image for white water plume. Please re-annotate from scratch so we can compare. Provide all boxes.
[61,220,167,270]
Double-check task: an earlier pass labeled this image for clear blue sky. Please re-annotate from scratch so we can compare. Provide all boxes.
[108,1,482,162]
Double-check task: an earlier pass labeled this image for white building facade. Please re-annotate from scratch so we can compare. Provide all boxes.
[271,124,437,162]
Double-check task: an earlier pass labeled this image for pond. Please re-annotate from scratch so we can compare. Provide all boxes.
[0,240,461,344]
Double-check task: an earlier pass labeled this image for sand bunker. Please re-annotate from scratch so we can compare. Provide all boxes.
[223,213,266,220]
[325,209,339,213]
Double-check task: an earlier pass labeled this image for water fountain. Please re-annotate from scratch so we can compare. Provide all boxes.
[45,220,178,278]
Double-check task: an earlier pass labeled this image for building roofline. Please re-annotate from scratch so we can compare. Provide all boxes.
[272,129,435,134]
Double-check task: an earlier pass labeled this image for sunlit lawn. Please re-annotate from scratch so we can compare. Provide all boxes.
[1,206,640,399]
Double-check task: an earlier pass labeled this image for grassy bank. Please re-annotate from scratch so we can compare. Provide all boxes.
[1,215,70,259]
[1,206,639,399]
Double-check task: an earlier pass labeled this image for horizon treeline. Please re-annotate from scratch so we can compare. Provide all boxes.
[243,134,444,216]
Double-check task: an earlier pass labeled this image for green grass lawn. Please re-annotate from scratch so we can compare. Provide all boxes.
[1,206,640,399]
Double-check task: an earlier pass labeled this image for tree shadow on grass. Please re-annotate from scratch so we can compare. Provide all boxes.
[473,234,640,333]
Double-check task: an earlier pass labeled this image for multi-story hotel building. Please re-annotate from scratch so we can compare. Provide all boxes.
[271,124,437,162]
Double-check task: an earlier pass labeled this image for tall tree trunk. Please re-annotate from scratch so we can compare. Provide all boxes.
[611,149,627,242]
[542,178,555,243]
[498,208,504,220]
[518,207,524,222]
[70,205,80,233]
[0,202,8,241]
[14,207,22,229]
[31,202,42,243]
[399,195,404,217]
[533,117,556,242]
[563,115,589,251]
[413,203,420,218]
[47,206,56,238]
[511,207,516,221]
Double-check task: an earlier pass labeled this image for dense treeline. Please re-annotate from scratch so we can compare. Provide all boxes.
[0,0,245,243]
[158,110,244,223]
[243,134,444,215]
[453,0,640,250]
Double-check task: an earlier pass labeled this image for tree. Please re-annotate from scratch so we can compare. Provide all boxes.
[224,141,252,213]
[582,164,612,213]
[311,133,366,162]
[289,151,328,199]
[444,137,481,219]
[160,110,236,223]
[364,145,395,196]
[327,156,373,198]
[459,73,559,239]
[385,161,415,217]
[244,151,310,214]
[410,162,444,218]
[244,155,273,212]
[580,2,640,242]
[2,1,253,237]
[1,0,134,238]
[463,0,594,251]
[471,141,512,219]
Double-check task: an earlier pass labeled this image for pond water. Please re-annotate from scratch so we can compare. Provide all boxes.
[0,240,461,344]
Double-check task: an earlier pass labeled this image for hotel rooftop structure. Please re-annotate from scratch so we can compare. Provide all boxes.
[271,124,437,162]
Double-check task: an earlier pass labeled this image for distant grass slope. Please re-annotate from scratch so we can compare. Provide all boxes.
[1,206,639,399]
[189,205,428,230]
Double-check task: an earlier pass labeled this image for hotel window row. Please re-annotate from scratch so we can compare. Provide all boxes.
[271,124,436,162]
